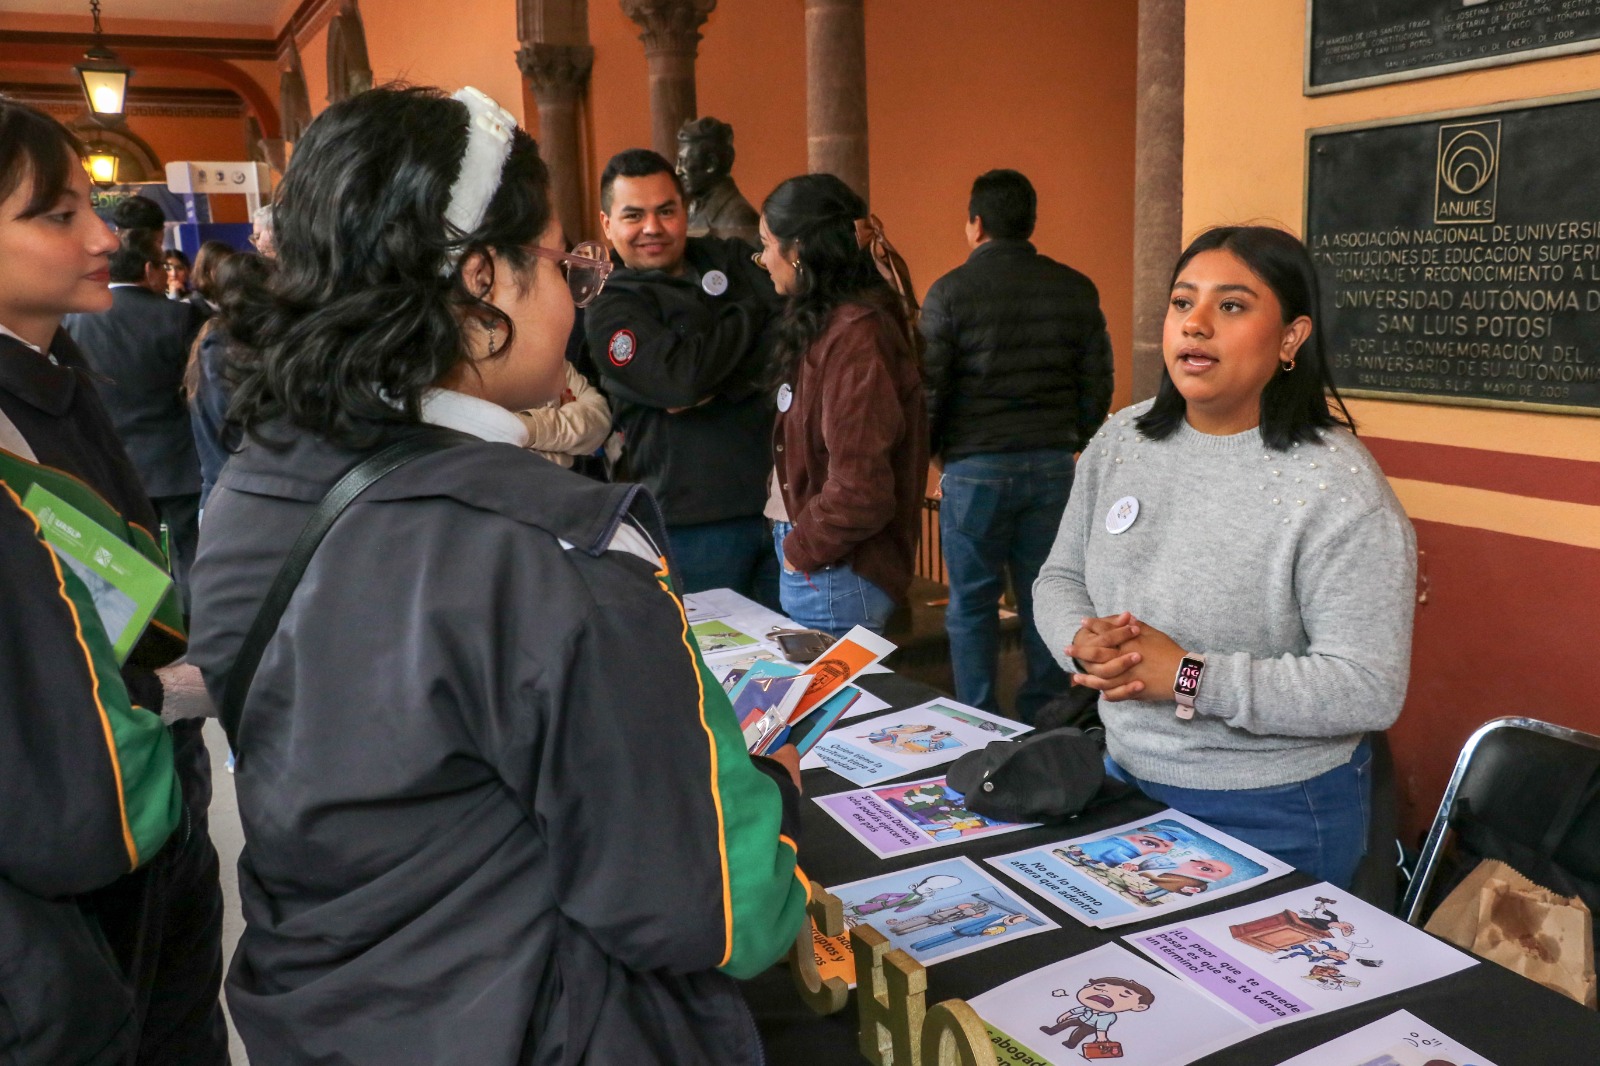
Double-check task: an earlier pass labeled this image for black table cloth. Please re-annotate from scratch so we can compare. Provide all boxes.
[748,672,1600,1063]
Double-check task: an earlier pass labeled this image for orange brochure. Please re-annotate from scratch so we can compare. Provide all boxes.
[787,626,896,723]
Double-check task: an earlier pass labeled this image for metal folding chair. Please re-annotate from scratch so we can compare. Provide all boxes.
[1401,716,1600,926]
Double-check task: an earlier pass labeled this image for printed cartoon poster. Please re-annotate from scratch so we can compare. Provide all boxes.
[814,776,1036,858]
[988,810,1291,929]
[809,699,1030,786]
[1127,884,1476,1031]
[690,619,764,655]
[1271,1009,1500,1066]
[971,944,1253,1066]
[813,856,1058,985]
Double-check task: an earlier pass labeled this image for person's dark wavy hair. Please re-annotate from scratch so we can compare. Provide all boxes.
[762,173,905,386]
[1136,225,1354,450]
[224,85,551,450]
[191,239,236,303]
[186,252,271,400]
[0,99,84,219]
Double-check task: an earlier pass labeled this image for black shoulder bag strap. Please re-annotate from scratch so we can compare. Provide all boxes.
[217,428,464,757]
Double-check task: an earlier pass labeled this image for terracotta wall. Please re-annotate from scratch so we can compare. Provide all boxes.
[1185,0,1600,838]
[587,0,1139,407]
[290,0,523,123]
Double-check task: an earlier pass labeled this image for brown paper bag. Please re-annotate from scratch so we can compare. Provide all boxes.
[1425,858,1597,1008]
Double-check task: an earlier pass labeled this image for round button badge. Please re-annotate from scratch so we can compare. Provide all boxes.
[702,269,729,296]
[1105,496,1140,534]
[776,383,793,412]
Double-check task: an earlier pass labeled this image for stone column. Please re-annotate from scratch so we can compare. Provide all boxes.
[519,42,595,242]
[804,0,868,202]
[1132,0,1185,402]
[619,0,716,160]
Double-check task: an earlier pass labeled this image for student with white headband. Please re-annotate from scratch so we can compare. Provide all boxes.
[188,85,809,1065]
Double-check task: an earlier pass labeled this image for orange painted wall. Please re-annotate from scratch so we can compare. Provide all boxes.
[589,0,1138,406]
[338,0,522,121]
[1185,0,1600,837]
[128,115,250,166]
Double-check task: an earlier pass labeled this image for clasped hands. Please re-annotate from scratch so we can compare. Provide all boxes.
[1065,611,1187,703]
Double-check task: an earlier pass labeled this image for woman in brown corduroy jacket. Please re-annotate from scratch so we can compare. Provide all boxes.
[755,174,927,637]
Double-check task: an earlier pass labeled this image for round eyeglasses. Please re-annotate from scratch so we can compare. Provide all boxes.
[528,241,613,308]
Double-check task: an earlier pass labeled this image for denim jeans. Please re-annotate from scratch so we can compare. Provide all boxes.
[772,521,896,638]
[1104,738,1374,889]
[939,449,1076,722]
[667,516,781,611]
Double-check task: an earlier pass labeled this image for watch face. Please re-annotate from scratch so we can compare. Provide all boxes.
[1175,658,1203,698]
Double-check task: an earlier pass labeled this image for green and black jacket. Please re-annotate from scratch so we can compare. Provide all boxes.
[188,424,809,1065]
[0,330,182,1062]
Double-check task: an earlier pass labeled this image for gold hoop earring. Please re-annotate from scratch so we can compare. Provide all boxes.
[1280,357,1296,373]
[791,260,803,271]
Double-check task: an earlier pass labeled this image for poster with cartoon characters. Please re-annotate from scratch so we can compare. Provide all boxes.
[814,776,1036,858]
[970,943,1253,1065]
[815,856,1058,982]
[808,699,1030,785]
[988,810,1292,929]
[1127,884,1476,1031]
[1272,1009,1501,1066]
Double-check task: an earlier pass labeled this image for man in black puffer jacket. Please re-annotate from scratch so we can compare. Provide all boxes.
[920,169,1113,723]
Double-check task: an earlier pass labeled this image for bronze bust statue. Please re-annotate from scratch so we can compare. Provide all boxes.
[677,117,760,247]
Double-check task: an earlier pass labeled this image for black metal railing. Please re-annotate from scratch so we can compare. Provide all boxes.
[916,495,945,585]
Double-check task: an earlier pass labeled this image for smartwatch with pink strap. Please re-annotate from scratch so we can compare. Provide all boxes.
[1173,652,1206,721]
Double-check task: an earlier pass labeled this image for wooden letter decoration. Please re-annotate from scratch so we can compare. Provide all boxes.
[853,923,927,1066]
[789,882,850,1015]
[920,999,999,1066]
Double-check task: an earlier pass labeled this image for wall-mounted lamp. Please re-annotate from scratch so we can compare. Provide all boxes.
[85,148,119,184]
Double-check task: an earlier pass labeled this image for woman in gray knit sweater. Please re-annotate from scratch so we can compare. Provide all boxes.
[1034,226,1416,889]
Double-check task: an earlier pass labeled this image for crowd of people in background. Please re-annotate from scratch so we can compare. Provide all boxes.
[0,80,1413,1065]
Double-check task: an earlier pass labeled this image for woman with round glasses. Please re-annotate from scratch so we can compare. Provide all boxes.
[188,86,807,1064]
[508,242,614,468]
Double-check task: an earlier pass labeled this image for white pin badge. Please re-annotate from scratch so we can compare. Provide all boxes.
[776,383,793,412]
[702,269,729,296]
[1105,496,1140,534]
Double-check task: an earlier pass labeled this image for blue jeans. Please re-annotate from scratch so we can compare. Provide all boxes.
[772,521,895,638]
[667,516,781,611]
[939,449,1075,721]
[1105,739,1374,889]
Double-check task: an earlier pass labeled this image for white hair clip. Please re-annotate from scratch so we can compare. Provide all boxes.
[441,86,517,275]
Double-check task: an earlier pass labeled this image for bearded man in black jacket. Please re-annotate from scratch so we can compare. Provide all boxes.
[920,169,1113,722]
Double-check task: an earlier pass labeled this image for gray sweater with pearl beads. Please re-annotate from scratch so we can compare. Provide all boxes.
[1035,400,1417,791]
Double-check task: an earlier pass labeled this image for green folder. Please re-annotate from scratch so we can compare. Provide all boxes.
[23,484,174,665]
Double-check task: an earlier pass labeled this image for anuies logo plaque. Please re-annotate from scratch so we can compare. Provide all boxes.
[1435,119,1500,225]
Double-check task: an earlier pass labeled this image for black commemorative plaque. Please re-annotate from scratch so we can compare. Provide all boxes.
[1308,0,1600,94]
[1306,93,1600,415]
